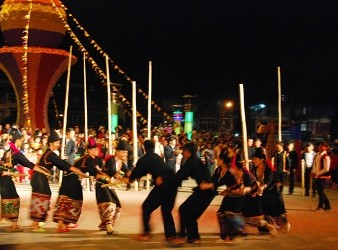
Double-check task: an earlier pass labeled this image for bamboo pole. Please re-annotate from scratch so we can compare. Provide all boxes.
[278,66,282,142]
[147,61,152,139]
[59,45,73,186]
[132,81,139,191]
[106,55,113,155]
[239,84,249,168]
[83,51,90,191]
[83,51,88,143]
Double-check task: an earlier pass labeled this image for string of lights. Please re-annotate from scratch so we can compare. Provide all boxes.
[50,0,148,124]
[59,1,172,122]
[21,0,33,128]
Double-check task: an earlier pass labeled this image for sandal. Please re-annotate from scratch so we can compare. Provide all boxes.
[66,223,78,229]
[58,227,70,233]
[31,227,47,233]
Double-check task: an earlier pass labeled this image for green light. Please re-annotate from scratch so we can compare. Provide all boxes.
[184,122,193,132]
[185,111,194,122]
[111,114,118,132]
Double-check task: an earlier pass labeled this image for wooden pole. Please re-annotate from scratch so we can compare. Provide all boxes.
[83,51,88,143]
[106,55,113,155]
[147,61,152,139]
[239,84,249,168]
[278,66,282,142]
[132,81,139,191]
[59,45,73,186]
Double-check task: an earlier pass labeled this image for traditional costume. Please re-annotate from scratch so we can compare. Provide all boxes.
[95,140,130,234]
[53,138,98,230]
[30,131,72,229]
[0,129,37,232]
[246,147,289,235]
[213,166,247,242]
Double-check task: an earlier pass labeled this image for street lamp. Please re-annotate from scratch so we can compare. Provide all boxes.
[225,101,233,109]
[219,100,234,133]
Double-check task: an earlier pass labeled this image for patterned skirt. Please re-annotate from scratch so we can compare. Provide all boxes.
[217,211,246,240]
[98,202,121,227]
[53,195,83,224]
[1,198,20,221]
[244,215,267,227]
[30,192,51,222]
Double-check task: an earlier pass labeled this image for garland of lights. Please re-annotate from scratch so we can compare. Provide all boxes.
[59,1,172,122]
[50,0,148,125]
[21,0,33,128]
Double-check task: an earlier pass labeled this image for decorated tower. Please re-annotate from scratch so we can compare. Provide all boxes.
[0,0,77,130]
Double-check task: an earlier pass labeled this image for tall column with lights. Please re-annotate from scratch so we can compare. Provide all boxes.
[183,95,196,140]
[172,104,183,135]
[111,91,119,132]
[0,0,76,130]
[110,83,122,133]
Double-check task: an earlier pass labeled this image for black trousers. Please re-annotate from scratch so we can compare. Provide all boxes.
[276,172,285,193]
[304,168,316,195]
[315,178,331,209]
[179,189,215,240]
[142,183,177,239]
[288,171,295,194]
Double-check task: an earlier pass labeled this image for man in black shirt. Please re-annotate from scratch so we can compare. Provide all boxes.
[129,140,184,247]
[175,141,215,245]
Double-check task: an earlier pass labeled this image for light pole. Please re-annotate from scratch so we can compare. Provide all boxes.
[109,82,122,133]
[219,100,234,134]
[183,95,196,140]
[171,104,183,135]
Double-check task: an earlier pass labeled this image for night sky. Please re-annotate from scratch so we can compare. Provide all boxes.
[60,0,338,109]
[1,0,338,115]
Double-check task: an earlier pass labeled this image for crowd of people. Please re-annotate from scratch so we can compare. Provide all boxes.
[0,122,336,246]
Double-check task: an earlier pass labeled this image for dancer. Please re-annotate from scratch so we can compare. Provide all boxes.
[30,130,87,232]
[0,128,49,232]
[250,147,289,234]
[95,140,130,235]
[129,140,184,247]
[53,137,98,232]
[176,141,215,245]
[200,147,251,244]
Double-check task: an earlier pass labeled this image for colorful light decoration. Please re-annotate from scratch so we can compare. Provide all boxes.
[0,0,75,130]
[20,0,33,128]
[58,1,173,123]
[50,0,148,125]
[184,111,194,140]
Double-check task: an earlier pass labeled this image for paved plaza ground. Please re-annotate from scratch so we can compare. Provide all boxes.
[1,180,338,249]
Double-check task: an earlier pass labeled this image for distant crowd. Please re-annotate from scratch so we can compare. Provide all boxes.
[1,121,337,244]
[0,122,337,189]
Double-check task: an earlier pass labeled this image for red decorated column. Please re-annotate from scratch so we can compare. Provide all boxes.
[0,0,77,131]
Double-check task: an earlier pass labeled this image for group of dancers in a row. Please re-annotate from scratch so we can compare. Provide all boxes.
[0,128,290,247]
